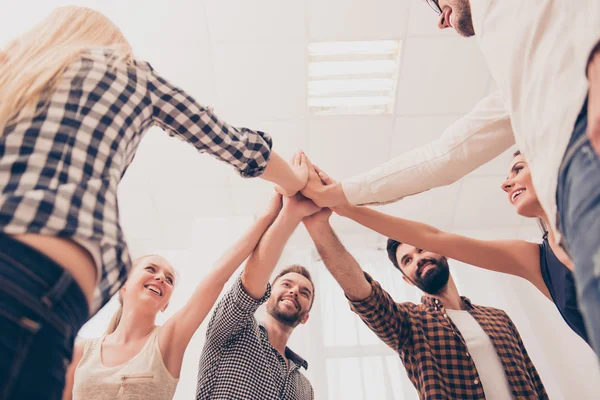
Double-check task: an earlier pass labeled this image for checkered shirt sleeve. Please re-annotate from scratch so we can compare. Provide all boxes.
[147,66,272,178]
[203,275,271,349]
[348,272,414,351]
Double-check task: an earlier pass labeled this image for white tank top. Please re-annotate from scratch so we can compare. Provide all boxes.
[73,327,179,400]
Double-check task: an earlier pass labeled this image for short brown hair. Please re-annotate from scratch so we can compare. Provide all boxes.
[272,264,316,310]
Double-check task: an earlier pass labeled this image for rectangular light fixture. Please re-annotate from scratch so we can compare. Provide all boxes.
[308,40,402,115]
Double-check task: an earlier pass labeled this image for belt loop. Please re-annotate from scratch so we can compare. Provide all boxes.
[41,271,74,309]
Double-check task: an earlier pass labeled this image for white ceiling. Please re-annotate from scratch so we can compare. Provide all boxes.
[5,2,597,399]
[0,0,540,254]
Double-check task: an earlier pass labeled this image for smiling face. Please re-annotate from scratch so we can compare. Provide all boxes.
[121,255,175,315]
[435,0,475,37]
[501,153,544,219]
[266,272,313,328]
[395,243,450,295]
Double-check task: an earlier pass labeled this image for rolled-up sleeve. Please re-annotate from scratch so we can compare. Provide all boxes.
[147,66,272,178]
[342,91,514,205]
[348,273,413,351]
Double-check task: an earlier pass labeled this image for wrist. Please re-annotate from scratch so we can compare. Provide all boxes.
[280,206,305,224]
[303,216,330,230]
[326,182,349,207]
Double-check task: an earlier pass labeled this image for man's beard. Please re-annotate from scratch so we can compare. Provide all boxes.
[453,0,475,37]
[413,257,450,295]
[266,296,306,328]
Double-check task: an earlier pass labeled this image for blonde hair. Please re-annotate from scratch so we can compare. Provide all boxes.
[0,6,133,132]
[105,255,177,335]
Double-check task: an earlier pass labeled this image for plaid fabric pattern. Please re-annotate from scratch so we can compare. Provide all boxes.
[349,273,548,400]
[0,50,272,314]
[197,276,314,400]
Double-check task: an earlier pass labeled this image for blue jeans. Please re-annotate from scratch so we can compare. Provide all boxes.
[0,235,89,400]
[557,97,600,355]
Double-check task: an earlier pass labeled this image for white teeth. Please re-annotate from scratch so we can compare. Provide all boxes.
[144,285,162,296]
[512,189,525,201]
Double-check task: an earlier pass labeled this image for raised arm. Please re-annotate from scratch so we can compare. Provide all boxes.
[147,66,306,196]
[302,91,514,207]
[158,194,282,377]
[314,167,549,297]
[241,190,321,299]
[303,209,411,350]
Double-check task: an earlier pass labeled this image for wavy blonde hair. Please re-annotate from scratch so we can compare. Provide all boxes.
[0,6,133,132]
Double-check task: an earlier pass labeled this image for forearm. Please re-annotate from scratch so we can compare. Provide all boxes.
[304,220,371,300]
[261,152,303,194]
[242,211,302,299]
[341,205,443,250]
[206,213,276,289]
[161,213,277,351]
[341,92,514,206]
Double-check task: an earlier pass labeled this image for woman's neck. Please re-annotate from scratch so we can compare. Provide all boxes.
[110,307,156,343]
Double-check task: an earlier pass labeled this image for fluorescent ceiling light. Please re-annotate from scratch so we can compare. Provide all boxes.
[308,40,402,116]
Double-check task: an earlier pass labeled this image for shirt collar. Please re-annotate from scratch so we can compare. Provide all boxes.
[421,295,474,311]
[259,324,309,370]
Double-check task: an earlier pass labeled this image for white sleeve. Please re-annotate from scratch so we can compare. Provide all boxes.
[341,91,515,205]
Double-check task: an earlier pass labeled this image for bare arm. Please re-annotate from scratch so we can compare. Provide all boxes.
[337,204,549,296]
[242,192,321,299]
[159,195,282,377]
[303,212,371,300]
[303,212,411,350]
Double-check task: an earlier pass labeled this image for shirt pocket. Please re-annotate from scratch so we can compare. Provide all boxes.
[117,373,155,398]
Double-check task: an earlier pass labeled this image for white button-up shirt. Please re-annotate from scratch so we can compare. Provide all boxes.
[342,0,600,238]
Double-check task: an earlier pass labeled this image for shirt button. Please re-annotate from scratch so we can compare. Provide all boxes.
[443,313,447,318]
[465,352,469,356]
[474,378,479,385]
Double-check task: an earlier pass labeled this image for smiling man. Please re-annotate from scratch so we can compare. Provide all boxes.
[303,206,548,399]
[196,193,318,400]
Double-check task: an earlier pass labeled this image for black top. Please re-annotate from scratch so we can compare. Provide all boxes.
[539,235,589,343]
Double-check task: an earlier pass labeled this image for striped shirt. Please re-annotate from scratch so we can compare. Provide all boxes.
[0,50,272,313]
[349,273,548,399]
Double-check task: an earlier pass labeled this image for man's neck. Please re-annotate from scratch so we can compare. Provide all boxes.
[262,313,294,360]
[429,276,463,310]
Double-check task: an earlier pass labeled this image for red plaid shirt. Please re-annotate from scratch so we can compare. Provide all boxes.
[349,273,548,399]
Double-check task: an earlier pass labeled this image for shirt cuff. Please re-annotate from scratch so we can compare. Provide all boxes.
[233,274,271,311]
[236,129,273,178]
[346,272,378,314]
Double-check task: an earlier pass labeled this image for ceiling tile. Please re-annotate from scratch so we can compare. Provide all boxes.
[307,116,394,180]
[131,128,235,187]
[113,0,209,43]
[395,37,490,115]
[254,120,308,161]
[212,43,306,122]
[206,0,305,43]
[308,0,409,41]
[391,115,462,156]
[230,178,276,216]
[451,175,523,230]
[378,182,462,231]
[470,145,518,177]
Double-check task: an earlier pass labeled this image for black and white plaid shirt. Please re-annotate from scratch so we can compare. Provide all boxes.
[0,50,272,313]
[197,276,314,400]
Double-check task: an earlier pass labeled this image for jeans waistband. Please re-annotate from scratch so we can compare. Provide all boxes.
[0,234,89,337]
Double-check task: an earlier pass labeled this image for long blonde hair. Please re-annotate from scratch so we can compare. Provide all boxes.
[0,6,133,131]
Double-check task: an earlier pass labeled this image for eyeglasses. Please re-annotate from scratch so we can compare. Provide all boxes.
[425,0,442,16]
